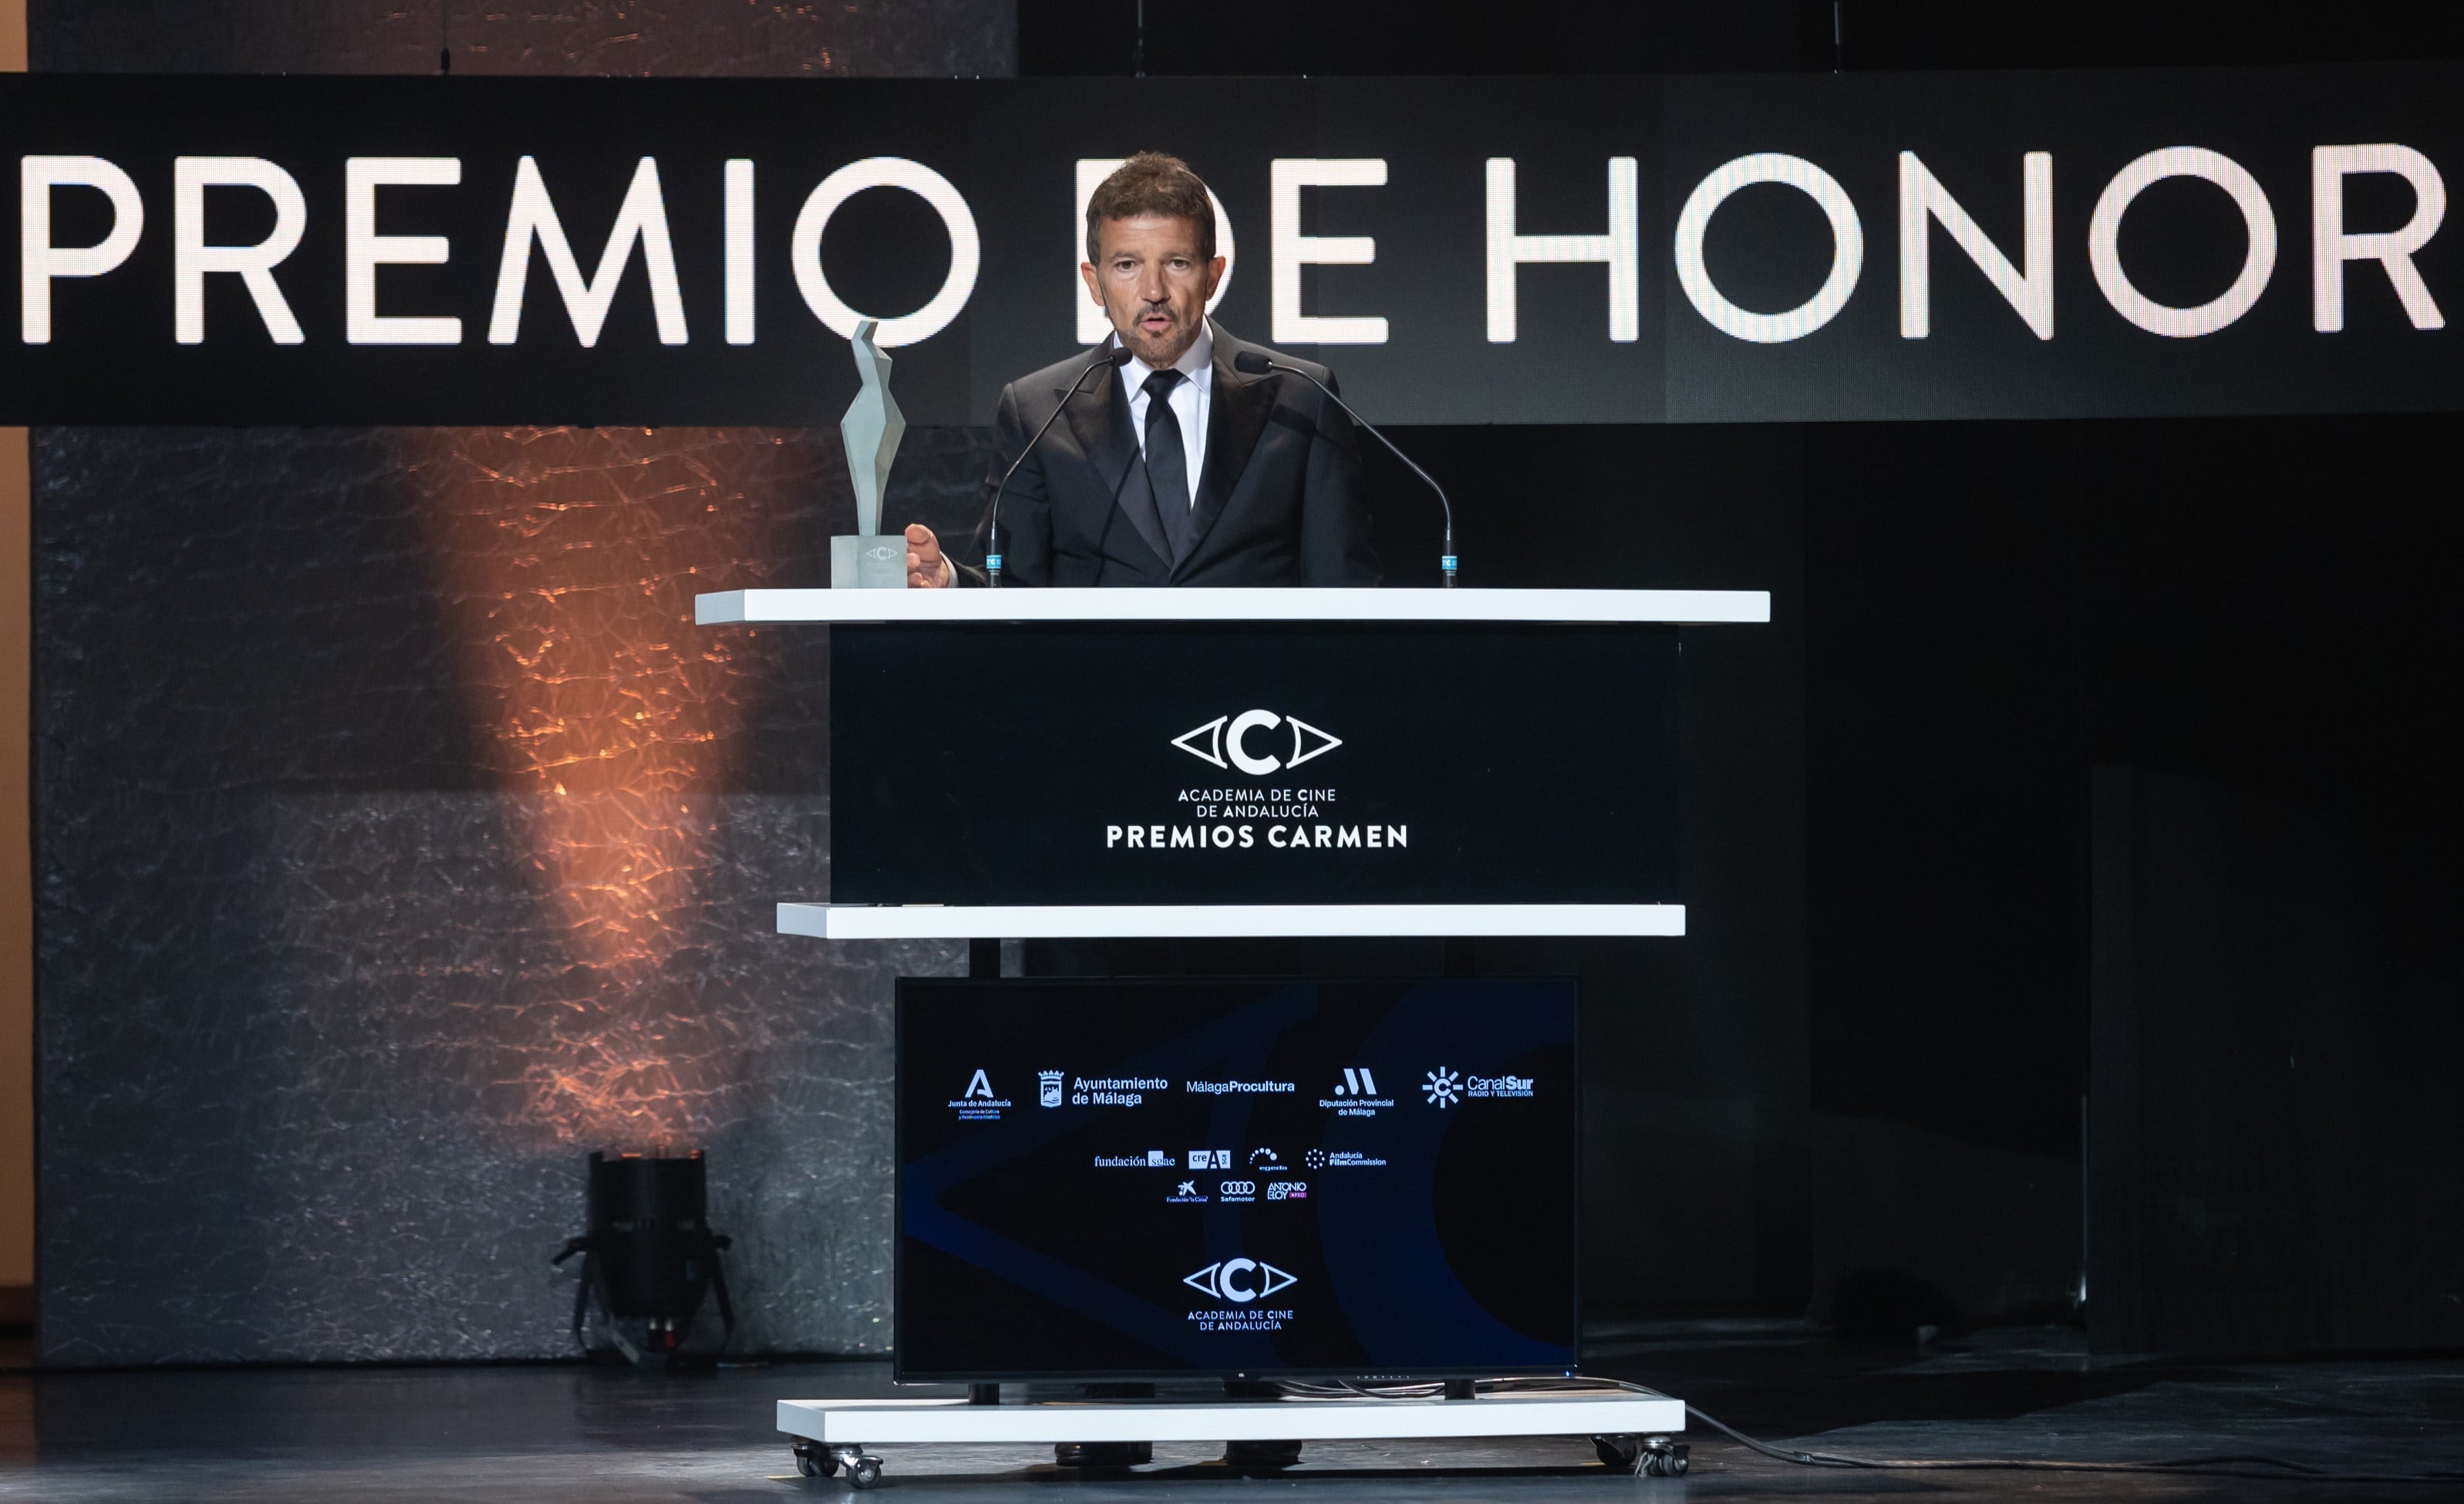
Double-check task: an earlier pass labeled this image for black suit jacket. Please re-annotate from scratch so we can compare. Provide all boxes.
[970,322,1380,586]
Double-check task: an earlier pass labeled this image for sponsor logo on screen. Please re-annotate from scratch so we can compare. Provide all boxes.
[947,1068,1010,1119]
[1423,1067,1464,1108]
[1183,1258,1298,1304]
[1266,1180,1308,1201]
[1218,1179,1257,1200]
[1091,1148,1202,1168]
[1183,1079,1297,1096]
[1066,1075,1165,1107]
[1322,1066,1396,1115]
[1038,1071,1063,1108]
[1468,1072,1536,1099]
[1188,1148,1231,1169]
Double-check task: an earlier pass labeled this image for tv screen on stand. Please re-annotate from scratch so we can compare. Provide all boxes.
[894,977,1578,1383]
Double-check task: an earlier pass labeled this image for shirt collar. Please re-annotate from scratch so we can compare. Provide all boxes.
[1120,323,1215,392]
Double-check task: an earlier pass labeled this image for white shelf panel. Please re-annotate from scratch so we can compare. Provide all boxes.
[780,902,1683,939]
[698,585,1768,626]
[779,1391,1685,1446]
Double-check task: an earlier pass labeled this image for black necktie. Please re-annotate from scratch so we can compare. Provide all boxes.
[1141,368,1191,560]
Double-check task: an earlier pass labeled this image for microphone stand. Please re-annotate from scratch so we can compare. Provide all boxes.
[1233,351,1456,587]
[986,346,1131,588]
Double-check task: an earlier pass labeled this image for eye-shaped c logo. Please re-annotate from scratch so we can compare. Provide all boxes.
[1171,710,1343,775]
[1182,1257,1299,1304]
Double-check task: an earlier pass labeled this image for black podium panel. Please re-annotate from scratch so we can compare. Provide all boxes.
[832,622,1677,906]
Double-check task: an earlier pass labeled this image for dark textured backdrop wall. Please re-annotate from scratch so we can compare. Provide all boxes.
[31,0,1820,1365]
[32,2,1013,77]
[33,2,1016,1365]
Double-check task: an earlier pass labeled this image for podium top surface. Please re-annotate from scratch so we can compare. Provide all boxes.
[696,586,1768,626]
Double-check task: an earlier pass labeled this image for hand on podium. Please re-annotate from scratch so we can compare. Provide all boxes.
[905,524,955,588]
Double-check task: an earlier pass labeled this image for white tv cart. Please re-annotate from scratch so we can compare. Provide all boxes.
[778,1389,1690,1489]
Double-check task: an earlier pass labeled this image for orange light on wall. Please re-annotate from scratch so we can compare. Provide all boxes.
[406,425,809,1144]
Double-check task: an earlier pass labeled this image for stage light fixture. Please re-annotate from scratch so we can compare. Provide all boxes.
[553,1148,737,1368]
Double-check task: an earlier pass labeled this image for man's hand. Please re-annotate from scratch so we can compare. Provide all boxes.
[905,523,955,588]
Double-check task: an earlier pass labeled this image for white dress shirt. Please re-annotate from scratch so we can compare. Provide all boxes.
[1119,325,1213,511]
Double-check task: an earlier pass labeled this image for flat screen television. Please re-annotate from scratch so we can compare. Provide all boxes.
[894,977,1578,1383]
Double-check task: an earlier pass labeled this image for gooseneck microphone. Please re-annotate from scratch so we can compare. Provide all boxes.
[1232,349,1457,587]
[986,344,1135,588]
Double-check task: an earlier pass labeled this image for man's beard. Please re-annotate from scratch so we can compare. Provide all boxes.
[1119,305,1196,364]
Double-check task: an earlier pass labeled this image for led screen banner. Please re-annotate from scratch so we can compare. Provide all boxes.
[5,65,2462,425]
[895,979,1578,1381]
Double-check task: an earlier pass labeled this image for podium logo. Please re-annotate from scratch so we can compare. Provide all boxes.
[1184,1257,1298,1304]
[1172,710,1342,776]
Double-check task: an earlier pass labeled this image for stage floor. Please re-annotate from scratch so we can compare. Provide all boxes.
[0,1323,2456,1501]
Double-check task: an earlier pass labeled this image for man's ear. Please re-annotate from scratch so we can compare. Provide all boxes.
[1202,255,1228,302]
[1080,261,1104,306]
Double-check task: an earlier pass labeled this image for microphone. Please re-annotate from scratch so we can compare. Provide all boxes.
[986,345,1134,588]
[1233,349,1456,587]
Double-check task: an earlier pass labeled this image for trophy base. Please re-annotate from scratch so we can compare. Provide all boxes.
[832,534,909,588]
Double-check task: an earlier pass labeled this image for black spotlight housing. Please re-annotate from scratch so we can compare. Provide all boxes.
[554,1148,736,1367]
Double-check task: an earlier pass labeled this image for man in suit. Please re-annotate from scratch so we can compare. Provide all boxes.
[903,152,1380,588]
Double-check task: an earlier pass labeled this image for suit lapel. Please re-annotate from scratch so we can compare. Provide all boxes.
[1060,353,1173,573]
[1178,326,1272,576]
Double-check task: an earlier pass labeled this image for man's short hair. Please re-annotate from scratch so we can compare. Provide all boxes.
[1084,152,1217,266]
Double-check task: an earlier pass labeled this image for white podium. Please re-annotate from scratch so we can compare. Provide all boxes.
[698,585,1768,940]
[695,586,1747,1482]
[696,584,1769,626]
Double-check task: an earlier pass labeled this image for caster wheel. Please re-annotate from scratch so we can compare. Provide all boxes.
[1055,1441,1152,1467]
[848,1456,884,1489]
[1639,1438,1689,1478]
[1594,1435,1643,1471]
[792,1440,837,1479]
[1225,1438,1303,1469]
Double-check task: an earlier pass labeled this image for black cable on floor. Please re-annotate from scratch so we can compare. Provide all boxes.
[1479,1377,2464,1485]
